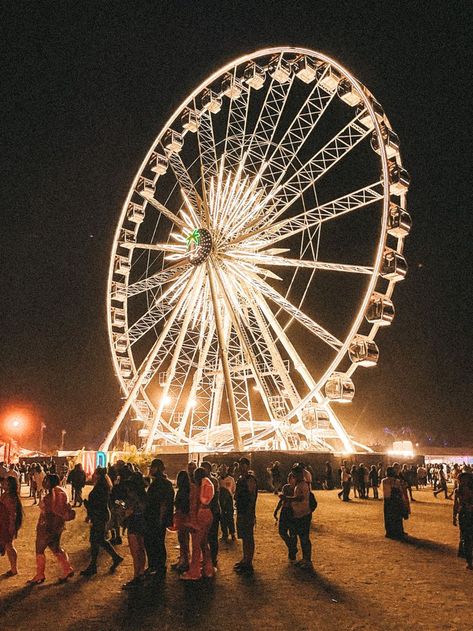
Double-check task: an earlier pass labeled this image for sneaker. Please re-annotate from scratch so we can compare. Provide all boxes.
[110,556,124,572]
[237,564,254,576]
[80,566,97,577]
[180,571,201,581]
[122,576,144,590]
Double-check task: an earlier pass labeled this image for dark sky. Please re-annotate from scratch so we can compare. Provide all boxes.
[1,1,472,450]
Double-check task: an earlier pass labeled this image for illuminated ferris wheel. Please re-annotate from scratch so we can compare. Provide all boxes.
[102,47,411,453]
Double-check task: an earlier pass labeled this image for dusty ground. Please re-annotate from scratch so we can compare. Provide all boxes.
[0,486,471,631]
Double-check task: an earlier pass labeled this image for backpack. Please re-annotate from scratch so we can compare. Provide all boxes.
[308,482,317,512]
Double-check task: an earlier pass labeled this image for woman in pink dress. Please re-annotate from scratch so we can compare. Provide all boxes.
[180,467,214,580]
[0,476,23,576]
[28,473,75,584]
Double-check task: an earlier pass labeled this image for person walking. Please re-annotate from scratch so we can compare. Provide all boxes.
[0,476,23,576]
[358,464,367,499]
[32,464,45,505]
[269,461,283,494]
[80,467,123,577]
[234,457,258,576]
[324,461,334,490]
[350,465,359,498]
[273,472,297,561]
[219,464,236,543]
[28,474,75,584]
[144,459,174,580]
[171,470,192,573]
[434,465,450,499]
[68,463,86,507]
[338,463,352,501]
[201,461,220,566]
[180,467,215,580]
[285,464,313,570]
[382,467,409,541]
[453,471,473,570]
[369,464,379,500]
[122,472,147,588]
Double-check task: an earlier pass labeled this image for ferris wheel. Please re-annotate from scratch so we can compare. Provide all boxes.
[102,47,411,454]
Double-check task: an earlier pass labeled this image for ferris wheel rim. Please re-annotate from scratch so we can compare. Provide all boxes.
[105,46,406,452]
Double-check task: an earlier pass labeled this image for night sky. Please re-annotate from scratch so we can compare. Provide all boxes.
[1,1,472,450]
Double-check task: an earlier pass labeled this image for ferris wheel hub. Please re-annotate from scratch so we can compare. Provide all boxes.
[187,227,213,266]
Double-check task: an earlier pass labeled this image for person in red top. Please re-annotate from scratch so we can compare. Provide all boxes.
[28,473,75,584]
[0,476,23,576]
[180,467,214,580]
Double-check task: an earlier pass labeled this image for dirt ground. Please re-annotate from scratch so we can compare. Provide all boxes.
[0,486,471,631]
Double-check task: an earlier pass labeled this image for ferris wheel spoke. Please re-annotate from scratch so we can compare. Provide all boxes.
[234,181,384,249]
[126,269,193,344]
[167,151,203,215]
[227,261,342,350]
[212,263,276,422]
[244,65,295,176]
[239,113,370,240]
[234,281,302,412]
[129,242,188,255]
[196,107,218,187]
[145,266,206,450]
[228,252,374,275]
[257,68,335,189]
[177,321,216,435]
[223,270,296,423]
[223,69,251,169]
[102,269,198,451]
[138,191,188,230]
[251,287,354,452]
[164,328,202,432]
[127,263,191,297]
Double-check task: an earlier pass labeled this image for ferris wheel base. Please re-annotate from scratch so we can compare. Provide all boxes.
[144,421,372,455]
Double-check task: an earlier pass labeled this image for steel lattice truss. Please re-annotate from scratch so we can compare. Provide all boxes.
[102,47,411,453]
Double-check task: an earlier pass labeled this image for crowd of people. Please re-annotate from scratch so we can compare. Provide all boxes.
[0,456,472,589]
